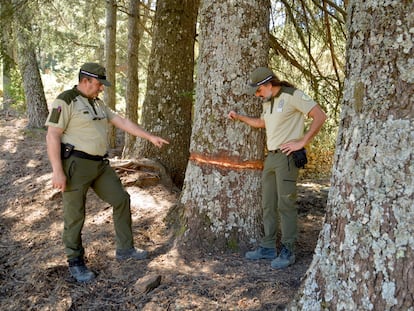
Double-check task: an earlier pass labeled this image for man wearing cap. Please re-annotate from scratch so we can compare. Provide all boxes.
[228,67,326,269]
[45,62,169,282]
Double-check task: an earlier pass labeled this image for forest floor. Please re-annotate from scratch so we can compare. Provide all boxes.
[0,111,330,311]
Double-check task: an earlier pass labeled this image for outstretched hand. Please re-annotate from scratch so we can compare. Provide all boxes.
[150,136,169,148]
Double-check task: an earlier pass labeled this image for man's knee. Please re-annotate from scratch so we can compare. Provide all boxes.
[110,190,130,208]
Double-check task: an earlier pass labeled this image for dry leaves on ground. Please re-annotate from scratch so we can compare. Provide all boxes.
[0,114,329,310]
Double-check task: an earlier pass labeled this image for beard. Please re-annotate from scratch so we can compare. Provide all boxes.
[261,94,272,101]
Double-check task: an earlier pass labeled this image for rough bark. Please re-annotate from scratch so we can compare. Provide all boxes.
[104,0,117,148]
[175,0,270,252]
[15,2,48,128]
[290,1,414,310]
[132,0,199,188]
[123,0,140,156]
[1,0,15,105]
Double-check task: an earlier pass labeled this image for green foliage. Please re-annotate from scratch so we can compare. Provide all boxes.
[269,0,346,178]
[302,129,336,179]
[36,0,107,72]
[28,0,155,109]
[5,67,26,113]
[269,0,346,123]
[1,0,344,155]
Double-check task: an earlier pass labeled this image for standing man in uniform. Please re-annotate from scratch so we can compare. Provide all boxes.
[45,62,169,282]
[228,67,326,269]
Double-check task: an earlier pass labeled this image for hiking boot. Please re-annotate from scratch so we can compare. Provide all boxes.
[245,246,276,260]
[271,245,295,269]
[116,247,148,260]
[68,257,95,283]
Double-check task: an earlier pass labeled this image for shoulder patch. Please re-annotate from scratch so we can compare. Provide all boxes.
[57,89,79,105]
[301,93,312,101]
[48,106,61,123]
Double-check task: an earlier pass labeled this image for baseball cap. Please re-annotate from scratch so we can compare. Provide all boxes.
[79,62,111,86]
[246,67,275,95]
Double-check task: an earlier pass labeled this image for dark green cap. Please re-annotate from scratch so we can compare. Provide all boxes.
[246,67,275,95]
[79,62,111,86]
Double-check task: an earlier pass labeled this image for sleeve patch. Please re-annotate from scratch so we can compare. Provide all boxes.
[301,93,312,101]
[48,107,61,123]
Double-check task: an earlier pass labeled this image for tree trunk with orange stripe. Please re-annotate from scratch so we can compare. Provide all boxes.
[173,1,271,251]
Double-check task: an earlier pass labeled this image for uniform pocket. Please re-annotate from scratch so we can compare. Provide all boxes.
[63,159,77,180]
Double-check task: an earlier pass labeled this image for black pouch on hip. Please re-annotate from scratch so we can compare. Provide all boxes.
[61,143,74,159]
[292,148,308,168]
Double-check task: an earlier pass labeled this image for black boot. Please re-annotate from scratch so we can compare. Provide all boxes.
[68,257,95,283]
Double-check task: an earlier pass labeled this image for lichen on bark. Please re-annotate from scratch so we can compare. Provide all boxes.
[177,1,271,251]
[290,1,414,309]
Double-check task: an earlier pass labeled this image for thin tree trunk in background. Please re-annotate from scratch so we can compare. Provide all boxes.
[131,0,199,188]
[290,1,414,309]
[173,1,270,251]
[105,0,117,149]
[15,1,48,128]
[1,0,15,106]
[122,0,140,156]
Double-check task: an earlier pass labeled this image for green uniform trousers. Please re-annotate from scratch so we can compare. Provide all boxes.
[260,152,299,251]
[62,156,133,260]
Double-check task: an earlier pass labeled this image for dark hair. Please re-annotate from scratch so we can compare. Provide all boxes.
[78,73,91,82]
[270,76,295,88]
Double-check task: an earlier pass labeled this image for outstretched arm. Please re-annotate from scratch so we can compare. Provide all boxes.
[109,115,169,148]
[228,110,265,128]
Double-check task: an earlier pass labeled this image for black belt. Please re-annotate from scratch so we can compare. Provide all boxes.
[268,149,281,154]
[72,150,107,161]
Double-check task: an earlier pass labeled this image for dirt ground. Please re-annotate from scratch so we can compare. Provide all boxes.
[0,112,329,311]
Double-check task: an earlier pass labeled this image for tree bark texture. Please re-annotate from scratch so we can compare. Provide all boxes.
[177,0,270,251]
[104,0,117,148]
[15,2,49,128]
[1,0,15,104]
[123,0,140,156]
[290,1,414,310]
[132,0,199,188]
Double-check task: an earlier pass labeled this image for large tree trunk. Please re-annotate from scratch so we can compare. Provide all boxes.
[123,0,140,156]
[174,1,270,251]
[15,2,48,128]
[132,0,199,188]
[290,1,414,310]
[104,0,117,149]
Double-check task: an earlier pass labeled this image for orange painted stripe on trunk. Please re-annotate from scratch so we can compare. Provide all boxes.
[189,152,263,170]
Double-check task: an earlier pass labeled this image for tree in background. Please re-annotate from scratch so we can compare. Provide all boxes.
[173,0,270,251]
[105,0,118,149]
[269,0,347,177]
[290,1,414,309]
[131,0,199,188]
[270,0,346,123]
[123,0,140,156]
[14,0,48,128]
[0,0,16,106]
[1,0,346,182]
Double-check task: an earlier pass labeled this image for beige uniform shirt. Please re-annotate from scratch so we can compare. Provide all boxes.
[45,87,116,156]
[261,86,316,151]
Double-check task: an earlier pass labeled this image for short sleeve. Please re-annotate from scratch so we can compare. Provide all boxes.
[45,98,71,129]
